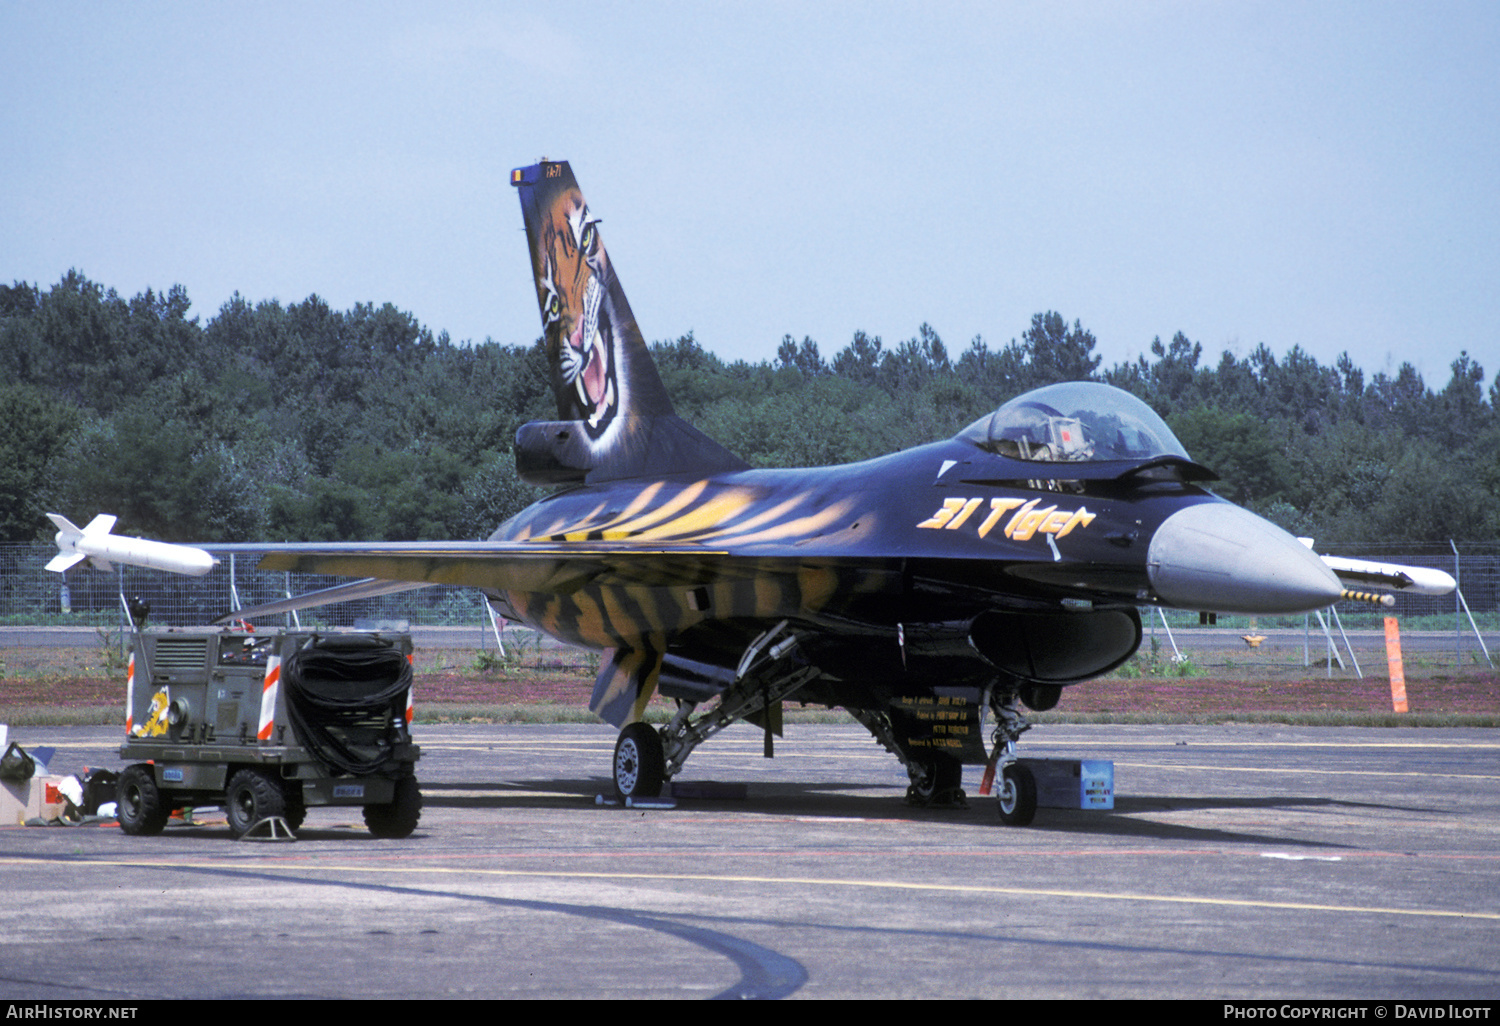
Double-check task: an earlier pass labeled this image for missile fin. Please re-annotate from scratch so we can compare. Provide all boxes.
[46,513,81,534]
[45,552,86,573]
[82,514,117,535]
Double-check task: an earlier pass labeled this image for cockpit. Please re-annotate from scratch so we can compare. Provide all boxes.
[957,381,1189,464]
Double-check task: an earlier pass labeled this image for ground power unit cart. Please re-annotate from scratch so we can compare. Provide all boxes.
[116,627,421,839]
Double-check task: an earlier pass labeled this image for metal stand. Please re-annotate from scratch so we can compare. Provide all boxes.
[238,816,298,842]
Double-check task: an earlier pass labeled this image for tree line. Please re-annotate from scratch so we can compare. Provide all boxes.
[2,272,1497,550]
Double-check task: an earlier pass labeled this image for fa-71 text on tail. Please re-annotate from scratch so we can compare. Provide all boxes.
[229,159,1422,825]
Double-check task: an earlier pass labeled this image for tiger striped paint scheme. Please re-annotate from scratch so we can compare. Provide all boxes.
[240,159,1348,752]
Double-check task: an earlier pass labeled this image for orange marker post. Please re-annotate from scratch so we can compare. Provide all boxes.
[1384,616,1408,713]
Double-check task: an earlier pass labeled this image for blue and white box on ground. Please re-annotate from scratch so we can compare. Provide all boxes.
[1023,758,1114,810]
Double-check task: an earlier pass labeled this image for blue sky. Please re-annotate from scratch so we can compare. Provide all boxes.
[4,2,1498,390]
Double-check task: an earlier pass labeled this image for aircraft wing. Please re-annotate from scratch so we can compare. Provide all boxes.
[216,540,900,623]
[249,541,744,591]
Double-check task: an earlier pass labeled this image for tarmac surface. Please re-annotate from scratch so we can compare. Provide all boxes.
[1,721,1498,1000]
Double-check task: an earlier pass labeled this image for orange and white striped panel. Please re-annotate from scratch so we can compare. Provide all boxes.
[257,655,282,741]
[405,652,414,726]
[124,652,136,734]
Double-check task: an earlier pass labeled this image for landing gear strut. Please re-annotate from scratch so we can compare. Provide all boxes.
[845,709,975,810]
[653,622,817,789]
[988,684,1038,827]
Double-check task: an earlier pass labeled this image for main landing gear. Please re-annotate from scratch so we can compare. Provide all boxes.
[603,629,1047,828]
[905,755,967,809]
[610,622,818,802]
[613,722,666,800]
[847,682,1041,825]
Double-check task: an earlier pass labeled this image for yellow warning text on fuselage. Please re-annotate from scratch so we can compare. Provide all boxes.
[917,497,1096,541]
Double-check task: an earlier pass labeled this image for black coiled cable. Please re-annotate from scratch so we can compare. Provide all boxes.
[282,635,412,776]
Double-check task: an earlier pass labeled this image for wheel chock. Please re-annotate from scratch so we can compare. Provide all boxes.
[236,816,298,842]
[593,794,676,809]
[624,797,675,809]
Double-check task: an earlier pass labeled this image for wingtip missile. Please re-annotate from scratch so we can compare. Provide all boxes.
[45,513,216,577]
[1318,554,1457,598]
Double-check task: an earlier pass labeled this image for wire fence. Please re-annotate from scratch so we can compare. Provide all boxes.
[0,545,486,631]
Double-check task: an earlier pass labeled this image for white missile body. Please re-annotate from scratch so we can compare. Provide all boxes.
[45,513,215,577]
[1319,554,1457,597]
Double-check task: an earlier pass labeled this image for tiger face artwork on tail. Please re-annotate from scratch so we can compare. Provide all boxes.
[535,186,624,441]
[516,160,734,484]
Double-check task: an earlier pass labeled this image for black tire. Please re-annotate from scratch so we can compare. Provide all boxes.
[225,768,287,838]
[613,722,666,800]
[1020,684,1062,712]
[363,775,421,839]
[996,762,1038,827]
[906,755,965,807]
[117,764,170,836]
[283,783,307,831]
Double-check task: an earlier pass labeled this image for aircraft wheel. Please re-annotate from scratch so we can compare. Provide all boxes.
[225,768,287,838]
[364,775,421,839]
[614,722,666,800]
[996,762,1037,827]
[906,755,965,807]
[117,764,170,836]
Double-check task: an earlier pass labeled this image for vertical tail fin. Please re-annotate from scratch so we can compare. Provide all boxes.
[511,160,745,484]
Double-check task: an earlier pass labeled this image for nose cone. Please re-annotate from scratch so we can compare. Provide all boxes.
[1147,504,1343,614]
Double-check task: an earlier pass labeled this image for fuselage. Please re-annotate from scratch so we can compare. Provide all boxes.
[491,436,1198,654]
[486,381,1343,706]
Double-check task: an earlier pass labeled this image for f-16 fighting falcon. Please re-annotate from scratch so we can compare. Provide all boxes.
[227,160,1429,826]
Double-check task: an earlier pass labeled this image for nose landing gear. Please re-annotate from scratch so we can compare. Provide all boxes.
[988,685,1037,826]
[995,762,1037,826]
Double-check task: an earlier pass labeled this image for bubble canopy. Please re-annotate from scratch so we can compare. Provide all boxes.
[958,382,1189,464]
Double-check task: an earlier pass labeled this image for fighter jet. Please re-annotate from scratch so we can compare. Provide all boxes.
[231,159,1381,825]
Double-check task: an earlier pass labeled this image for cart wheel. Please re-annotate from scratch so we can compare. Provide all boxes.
[363,775,421,839]
[225,768,287,838]
[117,764,170,836]
[283,783,307,831]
